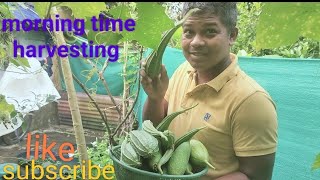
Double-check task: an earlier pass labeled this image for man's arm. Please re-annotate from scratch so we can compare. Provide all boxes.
[143,97,168,126]
[215,153,276,180]
[222,92,278,180]
[140,63,169,126]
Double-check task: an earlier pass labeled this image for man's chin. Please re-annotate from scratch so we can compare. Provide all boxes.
[187,59,206,68]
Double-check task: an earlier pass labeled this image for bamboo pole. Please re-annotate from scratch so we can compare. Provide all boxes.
[51,53,61,90]
[50,6,89,179]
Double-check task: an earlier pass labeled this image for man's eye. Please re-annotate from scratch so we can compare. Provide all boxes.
[184,30,192,34]
[207,29,217,34]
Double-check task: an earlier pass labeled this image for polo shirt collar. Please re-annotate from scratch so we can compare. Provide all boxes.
[186,53,240,92]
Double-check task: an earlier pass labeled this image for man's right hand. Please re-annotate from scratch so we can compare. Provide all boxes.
[140,61,169,101]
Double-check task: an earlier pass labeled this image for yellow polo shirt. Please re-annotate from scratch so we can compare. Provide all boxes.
[164,53,278,179]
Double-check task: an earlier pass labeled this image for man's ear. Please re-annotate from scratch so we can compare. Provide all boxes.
[229,27,238,46]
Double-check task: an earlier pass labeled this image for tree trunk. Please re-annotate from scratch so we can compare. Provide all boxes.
[50,7,89,179]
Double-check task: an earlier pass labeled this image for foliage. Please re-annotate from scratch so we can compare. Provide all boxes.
[162,2,184,22]
[0,2,30,69]
[231,2,262,57]
[18,155,65,179]
[231,2,320,59]
[34,2,106,19]
[115,2,174,49]
[69,134,117,180]
[0,95,15,125]
[34,2,175,49]
[33,0,174,150]
[162,2,183,49]
[256,3,320,50]
[117,43,141,95]
[313,153,320,170]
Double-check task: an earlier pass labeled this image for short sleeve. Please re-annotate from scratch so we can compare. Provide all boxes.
[231,92,278,157]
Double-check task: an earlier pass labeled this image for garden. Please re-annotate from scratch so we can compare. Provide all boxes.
[0,2,320,180]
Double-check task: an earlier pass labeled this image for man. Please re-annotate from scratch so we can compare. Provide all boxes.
[140,2,278,180]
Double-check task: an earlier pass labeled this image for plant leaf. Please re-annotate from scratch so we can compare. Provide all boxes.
[0,95,15,114]
[108,3,132,22]
[255,3,320,50]
[58,2,106,19]
[87,30,122,45]
[9,56,30,68]
[34,2,106,20]
[120,2,174,49]
[0,2,14,30]
[34,2,51,18]
[85,17,123,45]
[312,153,320,170]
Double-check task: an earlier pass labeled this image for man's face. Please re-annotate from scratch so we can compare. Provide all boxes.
[181,13,237,73]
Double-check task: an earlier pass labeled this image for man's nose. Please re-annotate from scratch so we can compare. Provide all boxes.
[190,34,205,47]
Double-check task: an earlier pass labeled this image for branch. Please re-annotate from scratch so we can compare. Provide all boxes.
[46,2,53,19]
[78,54,122,116]
[72,73,112,137]
[98,58,122,116]
[101,56,110,73]
[111,45,144,140]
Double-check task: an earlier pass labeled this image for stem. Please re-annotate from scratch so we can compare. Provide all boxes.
[46,2,53,19]
[72,73,113,139]
[111,45,144,140]
[122,41,129,126]
[98,70,122,116]
[71,51,122,116]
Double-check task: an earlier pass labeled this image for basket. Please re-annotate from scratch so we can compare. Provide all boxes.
[109,145,208,180]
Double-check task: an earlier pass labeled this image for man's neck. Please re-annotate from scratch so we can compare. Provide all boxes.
[196,57,232,85]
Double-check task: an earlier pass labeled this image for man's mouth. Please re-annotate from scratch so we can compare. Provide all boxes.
[190,52,207,56]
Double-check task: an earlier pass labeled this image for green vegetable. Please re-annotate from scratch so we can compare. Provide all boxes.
[167,141,191,175]
[129,130,159,158]
[190,139,215,169]
[145,8,200,79]
[156,103,198,131]
[174,126,206,148]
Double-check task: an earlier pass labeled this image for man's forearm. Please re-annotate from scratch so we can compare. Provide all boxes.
[215,172,250,180]
[142,97,166,126]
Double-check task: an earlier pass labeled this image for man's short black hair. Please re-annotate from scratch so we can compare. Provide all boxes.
[182,2,238,34]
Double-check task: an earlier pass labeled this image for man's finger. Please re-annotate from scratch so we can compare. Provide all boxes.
[140,72,152,84]
[140,60,147,67]
[160,64,169,81]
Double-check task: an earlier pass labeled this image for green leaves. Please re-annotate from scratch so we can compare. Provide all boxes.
[109,3,132,21]
[34,2,106,19]
[33,2,51,18]
[10,56,30,68]
[85,3,131,45]
[0,45,30,69]
[33,2,174,49]
[121,2,174,49]
[312,153,320,170]
[58,2,106,19]
[256,3,320,50]
[0,2,13,18]
[0,95,15,123]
